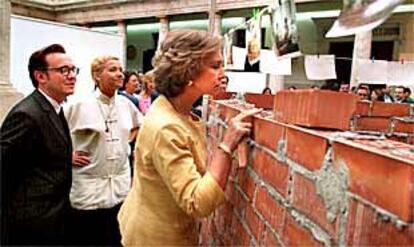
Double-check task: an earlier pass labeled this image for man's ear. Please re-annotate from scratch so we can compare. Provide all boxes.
[34,70,47,85]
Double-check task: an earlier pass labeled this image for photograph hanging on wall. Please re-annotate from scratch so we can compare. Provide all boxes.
[244,12,262,72]
[326,0,404,38]
[270,0,301,58]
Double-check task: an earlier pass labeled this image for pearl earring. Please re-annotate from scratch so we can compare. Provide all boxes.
[188,81,193,86]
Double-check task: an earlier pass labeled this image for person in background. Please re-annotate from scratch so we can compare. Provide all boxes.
[394,86,405,103]
[1,44,76,245]
[370,88,385,102]
[382,85,394,103]
[244,38,260,72]
[394,86,413,103]
[219,74,229,91]
[212,74,230,100]
[119,70,144,173]
[403,87,414,103]
[118,29,261,246]
[64,55,143,246]
[339,83,350,93]
[118,70,141,108]
[262,87,272,95]
[356,85,370,101]
[320,80,340,91]
[137,70,158,115]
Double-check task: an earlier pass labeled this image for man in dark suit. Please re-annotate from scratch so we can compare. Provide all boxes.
[395,86,414,104]
[1,44,77,245]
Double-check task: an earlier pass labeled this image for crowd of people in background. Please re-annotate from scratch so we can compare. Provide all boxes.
[347,84,413,103]
[294,81,414,104]
[358,85,412,103]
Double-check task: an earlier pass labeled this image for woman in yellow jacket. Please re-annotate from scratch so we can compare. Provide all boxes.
[118,29,260,246]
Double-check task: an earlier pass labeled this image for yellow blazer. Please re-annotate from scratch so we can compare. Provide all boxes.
[118,95,225,246]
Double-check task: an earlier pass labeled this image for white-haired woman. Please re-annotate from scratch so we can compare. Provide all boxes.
[65,56,142,245]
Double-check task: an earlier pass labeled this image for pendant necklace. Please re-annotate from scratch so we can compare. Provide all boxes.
[97,99,115,133]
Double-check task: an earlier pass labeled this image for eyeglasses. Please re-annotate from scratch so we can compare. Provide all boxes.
[44,66,79,76]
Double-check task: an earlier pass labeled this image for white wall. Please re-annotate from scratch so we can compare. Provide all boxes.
[10,15,123,101]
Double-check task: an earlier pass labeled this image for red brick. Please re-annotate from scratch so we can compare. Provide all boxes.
[238,169,256,201]
[273,89,292,123]
[346,198,414,246]
[262,229,281,247]
[255,187,274,223]
[223,232,232,246]
[371,101,411,117]
[199,218,210,246]
[286,127,329,170]
[214,202,233,237]
[225,178,237,203]
[355,101,370,116]
[291,173,339,237]
[268,199,286,235]
[245,93,275,110]
[355,101,411,117]
[231,216,251,246]
[226,215,236,243]
[252,149,289,197]
[210,218,224,245]
[273,90,358,130]
[233,187,248,216]
[253,116,285,151]
[228,157,239,181]
[245,205,265,242]
[282,212,325,247]
[352,139,414,162]
[255,186,286,234]
[351,115,390,132]
[332,142,414,222]
[389,117,414,133]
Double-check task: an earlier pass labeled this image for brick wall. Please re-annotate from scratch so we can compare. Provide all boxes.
[201,95,414,246]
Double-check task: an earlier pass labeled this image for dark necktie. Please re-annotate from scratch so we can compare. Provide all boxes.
[58,109,71,140]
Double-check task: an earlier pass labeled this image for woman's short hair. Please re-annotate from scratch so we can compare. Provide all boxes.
[152,29,222,97]
[91,56,119,86]
[140,70,154,93]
